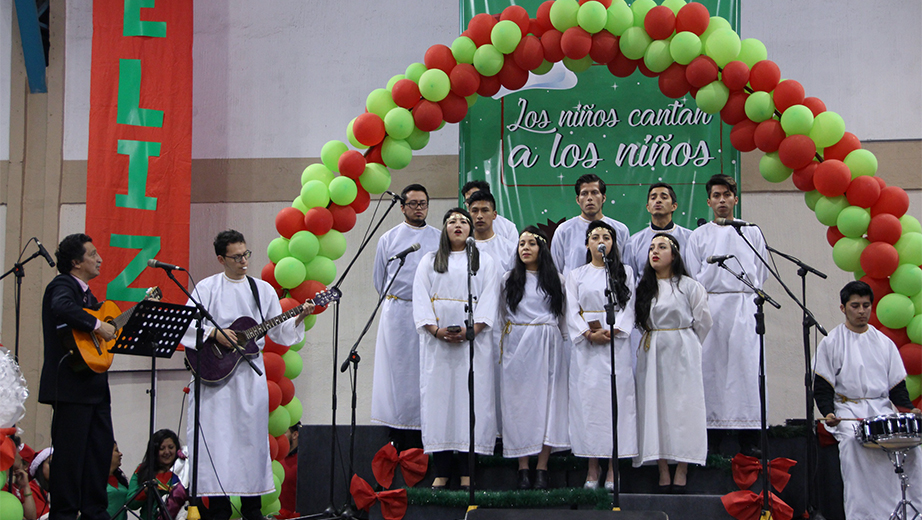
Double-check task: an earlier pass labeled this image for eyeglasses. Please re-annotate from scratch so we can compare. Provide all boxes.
[404,201,428,209]
[223,250,252,263]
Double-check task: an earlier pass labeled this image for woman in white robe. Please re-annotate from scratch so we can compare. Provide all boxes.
[632,233,712,493]
[413,208,499,490]
[565,220,637,491]
[500,226,569,490]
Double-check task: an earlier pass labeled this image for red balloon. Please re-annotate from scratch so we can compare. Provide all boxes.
[676,2,710,35]
[826,226,844,247]
[528,18,545,38]
[753,119,785,153]
[289,279,325,304]
[500,5,530,35]
[869,312,883,330]
[875,176,887,189]
[607,53,639,77]
[514,34,545,71]
[280,297,299,313]
[329,203,357,232]
[535,1,555,33]
[412,99,443,132]
[477,74,502,97]
[720,91,749,125]
[540,29,565,63]
[364,144,383,165]
[424,44,456,74]
[264,352,286,383]
[878,325,910,350]
[867,213,903,245]
[900,343,922,374]
[792,161,818,192]
[772,80,805,113]
[498,56,528,91]
[438,92,469,123]
[467,13,497,46]
[278,376,295,405]
[264,337,289,356]
[749,60,781,92]
[268,434,279,460]
[686,56,719,88]
[637,60,657,78]
[352,113,386,147]
[561,26,592,59]
[812,159,851,197]
[861,276,893,305]
[337,150,366,179]
[589,31,619,64]
[262,263,281,292]
[860,241,900,279]
[350,185,371,214]
[721,61,750,91]
[824,132,861,162]
[802,97,826,116]
[304,207,334,236]
[276,434,290,460]
[870,186,910,218]
[845,175,881,208]
[914,396,922,410]
[644,6,676,40]
[391,79,421,110]
[276,207,307,239]
[658,63,690,99]
[730,120,758,152]
[267,380,282,410]
[449,63,480,97]
[778,134,817,169]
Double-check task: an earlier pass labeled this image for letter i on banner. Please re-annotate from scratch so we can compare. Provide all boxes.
[85,0,192,307]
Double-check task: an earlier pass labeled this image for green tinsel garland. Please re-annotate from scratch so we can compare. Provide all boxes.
[407,487,612,510]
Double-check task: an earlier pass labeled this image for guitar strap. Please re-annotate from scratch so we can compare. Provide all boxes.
[246,276,265,322]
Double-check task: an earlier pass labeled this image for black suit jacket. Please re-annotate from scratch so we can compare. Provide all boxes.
[38,274,110,405]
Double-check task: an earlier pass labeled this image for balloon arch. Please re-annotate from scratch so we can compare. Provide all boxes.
[261,0,922,477]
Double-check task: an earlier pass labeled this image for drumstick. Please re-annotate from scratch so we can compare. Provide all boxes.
[819,417,862,422]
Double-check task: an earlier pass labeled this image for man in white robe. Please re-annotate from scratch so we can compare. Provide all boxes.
[370,184,440,450]
[815,281,921,520]
[183,230,313,520]
[624,183,692,277]
[550,174,630,277]
[685,174,767,457]
[462,180,519,243]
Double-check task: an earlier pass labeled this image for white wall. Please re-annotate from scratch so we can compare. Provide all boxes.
[1,0,11,161]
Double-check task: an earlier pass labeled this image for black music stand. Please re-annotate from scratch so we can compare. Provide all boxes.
[111,300,195,520]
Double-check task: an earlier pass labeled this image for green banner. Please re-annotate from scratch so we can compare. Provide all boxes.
[459,0,740,235]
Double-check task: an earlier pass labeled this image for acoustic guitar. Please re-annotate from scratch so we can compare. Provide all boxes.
[67,287,162,373]
[186,287,342,383]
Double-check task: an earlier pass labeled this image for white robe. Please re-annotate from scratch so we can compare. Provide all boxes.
[500,271,570,457]
[370,222,441,429]
[413,251,499,454]
[685,222,768,428]
[550,215,631,277]
[493,214,520,244]
[565,263,638,458]
[634,276,712,467]
[814,324,922,520]
[182,274,304,496]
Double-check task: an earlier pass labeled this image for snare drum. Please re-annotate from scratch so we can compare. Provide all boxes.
[856,413,922,449]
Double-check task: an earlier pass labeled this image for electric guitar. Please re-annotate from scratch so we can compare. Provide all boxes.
[186,287,342,383]
[67,287,162,373]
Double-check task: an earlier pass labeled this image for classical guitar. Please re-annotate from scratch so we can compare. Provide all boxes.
[186,287,342,383]
[67,287,162,373]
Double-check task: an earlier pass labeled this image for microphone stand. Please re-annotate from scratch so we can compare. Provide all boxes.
[600,249,620,509]
[465,240,477,508]
[0,239,50,363]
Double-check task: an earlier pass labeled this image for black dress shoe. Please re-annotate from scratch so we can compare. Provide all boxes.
[517,469,532,489]
[671,484,687,494]
[656,483,671,494]
[534,469,548,490]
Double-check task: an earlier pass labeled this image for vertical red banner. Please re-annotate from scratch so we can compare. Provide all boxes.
[85,0,192,307]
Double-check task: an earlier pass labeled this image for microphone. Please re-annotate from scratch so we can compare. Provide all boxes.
[147,258,186,271]
[714,218,757,227]
[35,238,55,267]
[597,243,607,254]
[707,254,735,264]
[465,236,476,248]
[387,243,420,262]
[696,218,708,228]
[386,190,406,203]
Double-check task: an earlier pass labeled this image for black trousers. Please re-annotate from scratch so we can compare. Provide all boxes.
[49,401,114,520]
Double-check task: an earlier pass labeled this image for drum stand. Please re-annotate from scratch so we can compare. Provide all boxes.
[885,448,920,520]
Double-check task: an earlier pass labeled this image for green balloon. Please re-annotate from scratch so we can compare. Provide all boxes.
[300,179,330,209]
[473,44,504,77]
[815,195,851,227]
[563,55,593,73]
[844,149,878,178]
[895,232,922,266]
[386,74,405,91]
[804,190,823,211]
[877,293,915,329]
[908,313,922,344]
[267,237,291,264]
[605,2,634,36]
[737,38,768,68]
[284,396,303,425]
[282,351,303,380]
[366,88,397,119]
[381,137,413,170]
[705,28,741,67]
[907,374,921,401]
[832,236,869,273]
[836,206,871,238]
[0,491,24,520]
[700,16,732,46]
[262,478,281,506]
[328,176,358,206]
[320,140,348,172]
[744,92,776,123]
[695,81,730,114]
[890,265,922,297]
[900,215,922,234]
[549,0,580,31]
[406,126,431,150]
[780,105,814,136]
[288,231,320,263]
[292,196,308,214]
[302,314,318,332]
[289,334,306,352]
[491,20,522,54]
[533,60,554,75]
[268,406,290,437]
[272,460,284,482]
[630,0,657,27]
[419,68,451,102]
[359,162,391,194]
[306,255,337,286]
[318,229,347,260]
[405,62,427,83]
[346,117,368,150]
[577,1,608,34]
[759,152,793,183]
[809,111,845,148]
[644,40,674,73]
[262,500,281,516]
[854,268,866,281]
[466,93,478,107]
[275,257,307,289]
[384,107,414,140]
[451,36,477,64]
[670,32,702,65]
[620,26,652,60]
[662,0,687,15]
[301,163,334,186]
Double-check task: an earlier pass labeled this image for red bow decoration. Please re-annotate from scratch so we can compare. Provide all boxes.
[1,428,17,472]
[731,453,797,492]
[372,444,428,488]
[722,490,794,520]
[350,474,407,520]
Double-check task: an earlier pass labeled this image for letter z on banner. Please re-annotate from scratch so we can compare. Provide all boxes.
[86,0,192,307]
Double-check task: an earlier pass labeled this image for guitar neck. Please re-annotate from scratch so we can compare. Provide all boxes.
[242,305,304,341]
[110,303,141,330]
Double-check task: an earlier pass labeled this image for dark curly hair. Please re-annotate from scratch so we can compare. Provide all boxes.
[55,234,92,275]
[504,226,563,316]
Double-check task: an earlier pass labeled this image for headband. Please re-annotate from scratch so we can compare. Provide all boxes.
[30,447,52,477]
[520,231,546,244]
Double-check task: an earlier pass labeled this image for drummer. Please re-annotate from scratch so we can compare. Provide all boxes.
[814,280,921,520]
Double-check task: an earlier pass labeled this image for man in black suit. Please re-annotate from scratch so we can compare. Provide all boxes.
[39,233,116,520]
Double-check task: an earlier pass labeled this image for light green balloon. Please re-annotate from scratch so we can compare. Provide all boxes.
[262,478,282,506]
[694,81,730,114]
[290,335,307,352]
[630,0,657,28]
[366,88,397,119]
[268,406,290,437]
[605,2,634,36]
[405,62,427,83]
[533,60,554,75]
[895,232,922,266]
[302,314,318,333]
[301,163,334,186]
[359,162,391,194]
[877,293,915,329]
[384,107,414,140]
[346,117,368,150]
[705,28,741,68]
[644,40,674,73]
[854,269,866,281]
[563,55,593,73]
[491,20,522,54]
[306,255,337,286]
[381,137,413,170]
[282,351,303,380]
[804,190,823,211]
[577,1,608,34]
[267,237,291,264]
[318,229,347,260]
[466,93,478,107]
[836,206,871,238]
[744,92,776,123]
[832,236,869,273]
[662,0,687,15]
[700,16,732,46]
[473,44,504,77]
[891,265,922,297]
[900,215,922,234]
[737,38,768,68]
[549,0,580,31]
[284,395,303,425]
[230,496,242,519]
[406,126,430,150]
[262,500,281,517]
[419,68,451,102]
[809,111,845,148]
[288,231,320,263]
[451,36,477,64]
[1,491,25,520]
[759,152,793,183]
[670,32,702,65]
[844,149,878,178]
[275,257,307,289]
[780,105,815,136]
[300,180,330,209]
[814,195,850,227]
[908,313,922,344]
[292,196,308,214]
[386,74,405,91]
[907,374,921,401]
[320,140,348,172]
[272,460,284,482]
[620,26,653,60]
[328,176,358,206]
